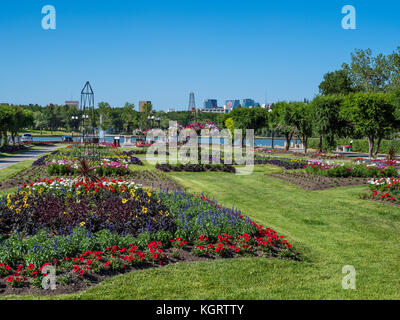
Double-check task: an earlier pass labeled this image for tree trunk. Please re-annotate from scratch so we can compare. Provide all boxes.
[285,133,292,151]
[374,136,382,156]
[271,131,275,149]
[303,135,308,154]
[3,130,8,146]
[367,137,375,158]
[318,136,323,153]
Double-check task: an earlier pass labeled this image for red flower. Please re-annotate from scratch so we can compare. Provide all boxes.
[152,254,158,260]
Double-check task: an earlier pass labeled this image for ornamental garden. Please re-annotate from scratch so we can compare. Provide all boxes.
[1,140,399,296]
[0,144,301,294]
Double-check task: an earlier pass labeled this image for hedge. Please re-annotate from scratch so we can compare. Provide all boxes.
[307,138,400,154]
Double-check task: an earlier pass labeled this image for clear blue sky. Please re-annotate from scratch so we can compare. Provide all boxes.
[0,0,399,111]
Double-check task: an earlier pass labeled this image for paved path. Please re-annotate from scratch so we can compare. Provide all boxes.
[0,146,61,170]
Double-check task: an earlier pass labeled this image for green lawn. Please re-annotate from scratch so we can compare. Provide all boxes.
[2,163,399,300]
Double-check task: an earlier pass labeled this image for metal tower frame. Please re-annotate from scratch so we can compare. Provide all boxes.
[80,81,95,144]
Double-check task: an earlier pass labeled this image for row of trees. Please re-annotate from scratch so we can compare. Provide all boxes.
[0,100,220,146]
[218,91,400,158]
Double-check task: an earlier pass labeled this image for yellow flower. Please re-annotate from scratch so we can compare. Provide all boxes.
[80,221,85,227]
[15,208,21,214]
[122,198,128,204]
[63,211,68,215]
[142,206,148,214]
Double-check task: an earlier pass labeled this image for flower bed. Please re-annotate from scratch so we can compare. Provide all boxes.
[34,146,143,177]
[254,157,308,169]
[305,160,399,178]
[0,179,298,293]
[362,177,400,204]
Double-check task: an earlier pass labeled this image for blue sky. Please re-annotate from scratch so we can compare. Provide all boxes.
[0,0,399,110]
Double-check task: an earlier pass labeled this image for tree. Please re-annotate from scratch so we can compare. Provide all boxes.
[9,108,34,144]
[273,102,297,151]
[220,107,268,147]
[311,95,347,151]
[340,92,398,158]
[342,48,392,92]
[319,69,355,95]
[224,117,234,141]
[388,46,400,91]
[97,102,112,133]
[0,105,13,146]
[33,111,47,135]
[139,103,153,130]
[122,102,137,134]
[290,102,313,153]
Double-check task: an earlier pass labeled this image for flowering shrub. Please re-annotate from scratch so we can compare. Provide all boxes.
[364,177,400,203]
[305,160,398,178]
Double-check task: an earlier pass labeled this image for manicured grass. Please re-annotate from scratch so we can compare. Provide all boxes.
[2,164,399,299]
[0,160,35,182]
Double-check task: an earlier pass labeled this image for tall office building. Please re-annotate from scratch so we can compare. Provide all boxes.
[139,101,152,112]
[224,99,240,110]
[203,99,218,109]
[242,99,256,107]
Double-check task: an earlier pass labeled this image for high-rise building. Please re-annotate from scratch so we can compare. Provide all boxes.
[242,99,256,107]
[224,99,240,110]
[139,101,152,112]
[188,92,196,111]
[203,99,218,109]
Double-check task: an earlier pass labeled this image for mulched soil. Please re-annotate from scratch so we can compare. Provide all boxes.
[267,171,370,190]
[0,247,277,297]
[0,166,181,192]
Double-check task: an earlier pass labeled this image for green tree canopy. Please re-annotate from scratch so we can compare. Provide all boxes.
[340,92,398,157]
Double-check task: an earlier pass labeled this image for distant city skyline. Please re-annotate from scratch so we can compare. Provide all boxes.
[1,0,399,110]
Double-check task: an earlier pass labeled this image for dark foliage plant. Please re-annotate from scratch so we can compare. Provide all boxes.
[156,163,236,173]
